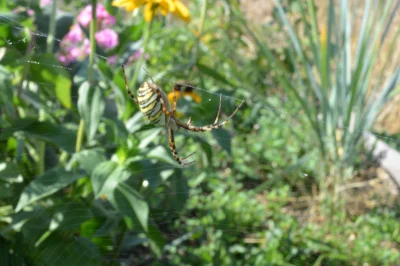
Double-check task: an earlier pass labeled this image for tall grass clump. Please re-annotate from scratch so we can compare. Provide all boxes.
[236,0,400,205]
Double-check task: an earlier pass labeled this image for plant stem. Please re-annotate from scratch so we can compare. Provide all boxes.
[76,0,97,153]
[75,119,85,152]
[38,110,46,175]
[88,0,97,82]
[46,0,57,53]
[194,0,207,60]
[129,20,153,89]
[111,226,127,266]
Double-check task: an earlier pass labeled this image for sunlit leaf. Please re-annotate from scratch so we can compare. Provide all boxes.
[112,182,149,233]
[30,54,72,108]
[35,233,102,266]
[91,161,130,199]
[0,65,14,116]
[15,168,84,212]
[68,149,107,174]
[211,128,232,156]
[77,81,105,143]
[0,118,76,153]
[147,145,179,166]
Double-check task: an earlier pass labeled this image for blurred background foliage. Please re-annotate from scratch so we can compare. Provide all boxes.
[0,0,400,265]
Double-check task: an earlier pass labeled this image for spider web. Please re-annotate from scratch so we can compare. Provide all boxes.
[0,2,400,266]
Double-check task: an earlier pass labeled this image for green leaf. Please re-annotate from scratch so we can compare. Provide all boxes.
[15,168,84,212]
[91,161,130,199]
[196,63,236,87]
[0,65,14,116]
[54,201,93,231]
[77,81,105,143]
[138,128,163,149]
[0,118,76,153]
[30,53,72,108]
[35,233,102,266]
[111,183,149,233]
[68,149,107,175]
[211,128,232,156]
[0,162,23,183]
[0,236,24,265]
[147,224,165,258]
[147,145,180,166]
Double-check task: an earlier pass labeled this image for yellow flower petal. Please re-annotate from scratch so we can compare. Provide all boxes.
[144,3,155,22]
[112,0,146,11]
[173,0,190,22]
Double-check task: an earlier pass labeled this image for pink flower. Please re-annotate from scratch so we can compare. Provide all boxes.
[40,0,52,8]
[95,29,119,50]
[77,4,116,29]
[77,5,92,28]
[126,49,150,65]
[12,7,35,16]
[64,24,84,44]
[102,15,117,27]
[82,39,91,55]
[27,9,35,16]
[57,54,75,66]
[107,55,118,65]
[57,24,90,65]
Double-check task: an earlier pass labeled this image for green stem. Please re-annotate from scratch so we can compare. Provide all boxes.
[88,0,97,82]
[75,119,85,153]
[76,0,97,152]
[129,20,153,89]
[46,0,57,53]
[38,110,46,175]
[111,226,127,266]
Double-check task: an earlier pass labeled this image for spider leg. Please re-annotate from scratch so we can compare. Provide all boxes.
[168,128,195,166]
[214,94,222,124]
[170,81,178,116]
[155,89,173,116]
[121,65,138,104]
[143,67,156,84]
[176,97,244,132]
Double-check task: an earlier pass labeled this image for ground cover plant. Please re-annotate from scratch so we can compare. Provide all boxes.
[0,0,399,265]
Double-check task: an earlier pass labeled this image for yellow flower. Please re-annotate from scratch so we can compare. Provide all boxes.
[167,83,202,118]
[168,83,202,105]
[112,0,190,22]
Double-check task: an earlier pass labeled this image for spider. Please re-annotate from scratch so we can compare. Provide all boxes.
[121,65,244,166]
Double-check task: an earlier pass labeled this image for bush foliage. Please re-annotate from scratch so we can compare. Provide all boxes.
[0,0,399,265]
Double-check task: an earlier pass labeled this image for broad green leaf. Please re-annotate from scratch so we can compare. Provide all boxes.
[0,236,24,265]
[211,128,232,156]
[0,162,23,183]
[138,128,163,149]
[169,170,188,211]
[147,145,180,166]
[78,81,105,143]
[147,224,165,258]
[54,201,93,231]
[68,149,107,174]
[30,53,71,108]
[15,168,84,212]
[111,182,149,233]
[0,65,14,116]
[196,63,236,87]
[0,118,76,153]
[35,233,102,266]
[91,161,130,199]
